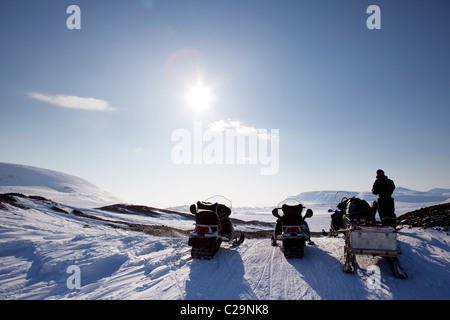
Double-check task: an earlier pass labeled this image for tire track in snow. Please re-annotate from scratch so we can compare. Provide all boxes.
[240,237,344,299]
[238,239,279,299]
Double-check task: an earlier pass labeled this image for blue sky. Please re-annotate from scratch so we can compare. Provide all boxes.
[1,0,449,207]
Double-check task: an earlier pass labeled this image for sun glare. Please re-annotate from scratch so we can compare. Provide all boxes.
[187,82,212,112]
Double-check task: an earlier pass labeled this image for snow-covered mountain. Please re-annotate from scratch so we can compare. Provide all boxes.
[290,188,450,206]
[0,162,121,208]
[0,163,449,300]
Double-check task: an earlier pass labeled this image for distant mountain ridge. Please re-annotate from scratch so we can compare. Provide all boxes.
[291,187,450,205]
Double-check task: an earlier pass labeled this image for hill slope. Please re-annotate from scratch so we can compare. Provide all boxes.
[397,202,450,229]
[0,162,120,208]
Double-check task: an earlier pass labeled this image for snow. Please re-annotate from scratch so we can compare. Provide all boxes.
[0,162,121,208]
[0,163,449,300]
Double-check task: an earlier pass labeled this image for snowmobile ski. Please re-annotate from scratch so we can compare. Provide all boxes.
[231,232,245,247]
[389,257,408,279]
[342,252,356,273]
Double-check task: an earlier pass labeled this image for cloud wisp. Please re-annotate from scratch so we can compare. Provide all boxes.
[208,119,276,140]
[27,92,115,111]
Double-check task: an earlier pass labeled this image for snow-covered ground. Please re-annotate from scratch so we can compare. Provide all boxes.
[0,163,449,300]
[1,197,449,300]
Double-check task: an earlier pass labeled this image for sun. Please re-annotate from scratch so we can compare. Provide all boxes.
[187,82,212,112]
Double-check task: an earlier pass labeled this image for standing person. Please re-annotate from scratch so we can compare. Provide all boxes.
[372,169,396,227]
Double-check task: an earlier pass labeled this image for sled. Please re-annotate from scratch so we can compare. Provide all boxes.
[342,225,407,278]
[329,195,408,279]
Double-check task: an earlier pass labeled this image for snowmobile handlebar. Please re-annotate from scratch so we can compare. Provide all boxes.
[305,208,313,219]
[329,197,352,212]
[272,208,281,218]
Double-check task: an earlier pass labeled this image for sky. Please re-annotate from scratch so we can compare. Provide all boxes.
[0,0,449,207]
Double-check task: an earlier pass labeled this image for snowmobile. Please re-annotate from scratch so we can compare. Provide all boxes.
[271,198,313,258]
[188,195,245,259]
[328,193,407,278]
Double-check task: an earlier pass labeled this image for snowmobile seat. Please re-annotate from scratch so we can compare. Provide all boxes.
[197,201,218,212]
[196,210,219,225]
[195,201,219,225]
[281,204,304,225]
[281,203,303,215]
[347,198,375,221]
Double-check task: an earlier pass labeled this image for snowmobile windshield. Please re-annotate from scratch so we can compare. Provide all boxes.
[331,191,351,211]
[277,197,303,208]
[204,195,232,210]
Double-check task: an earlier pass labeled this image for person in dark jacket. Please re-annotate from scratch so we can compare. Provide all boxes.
[372,169,396,227]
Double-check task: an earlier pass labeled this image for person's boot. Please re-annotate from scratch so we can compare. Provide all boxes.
[271,234,278,246]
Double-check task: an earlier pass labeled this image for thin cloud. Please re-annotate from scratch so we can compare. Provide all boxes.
[208,119,276,140]
[27,92,115,111]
